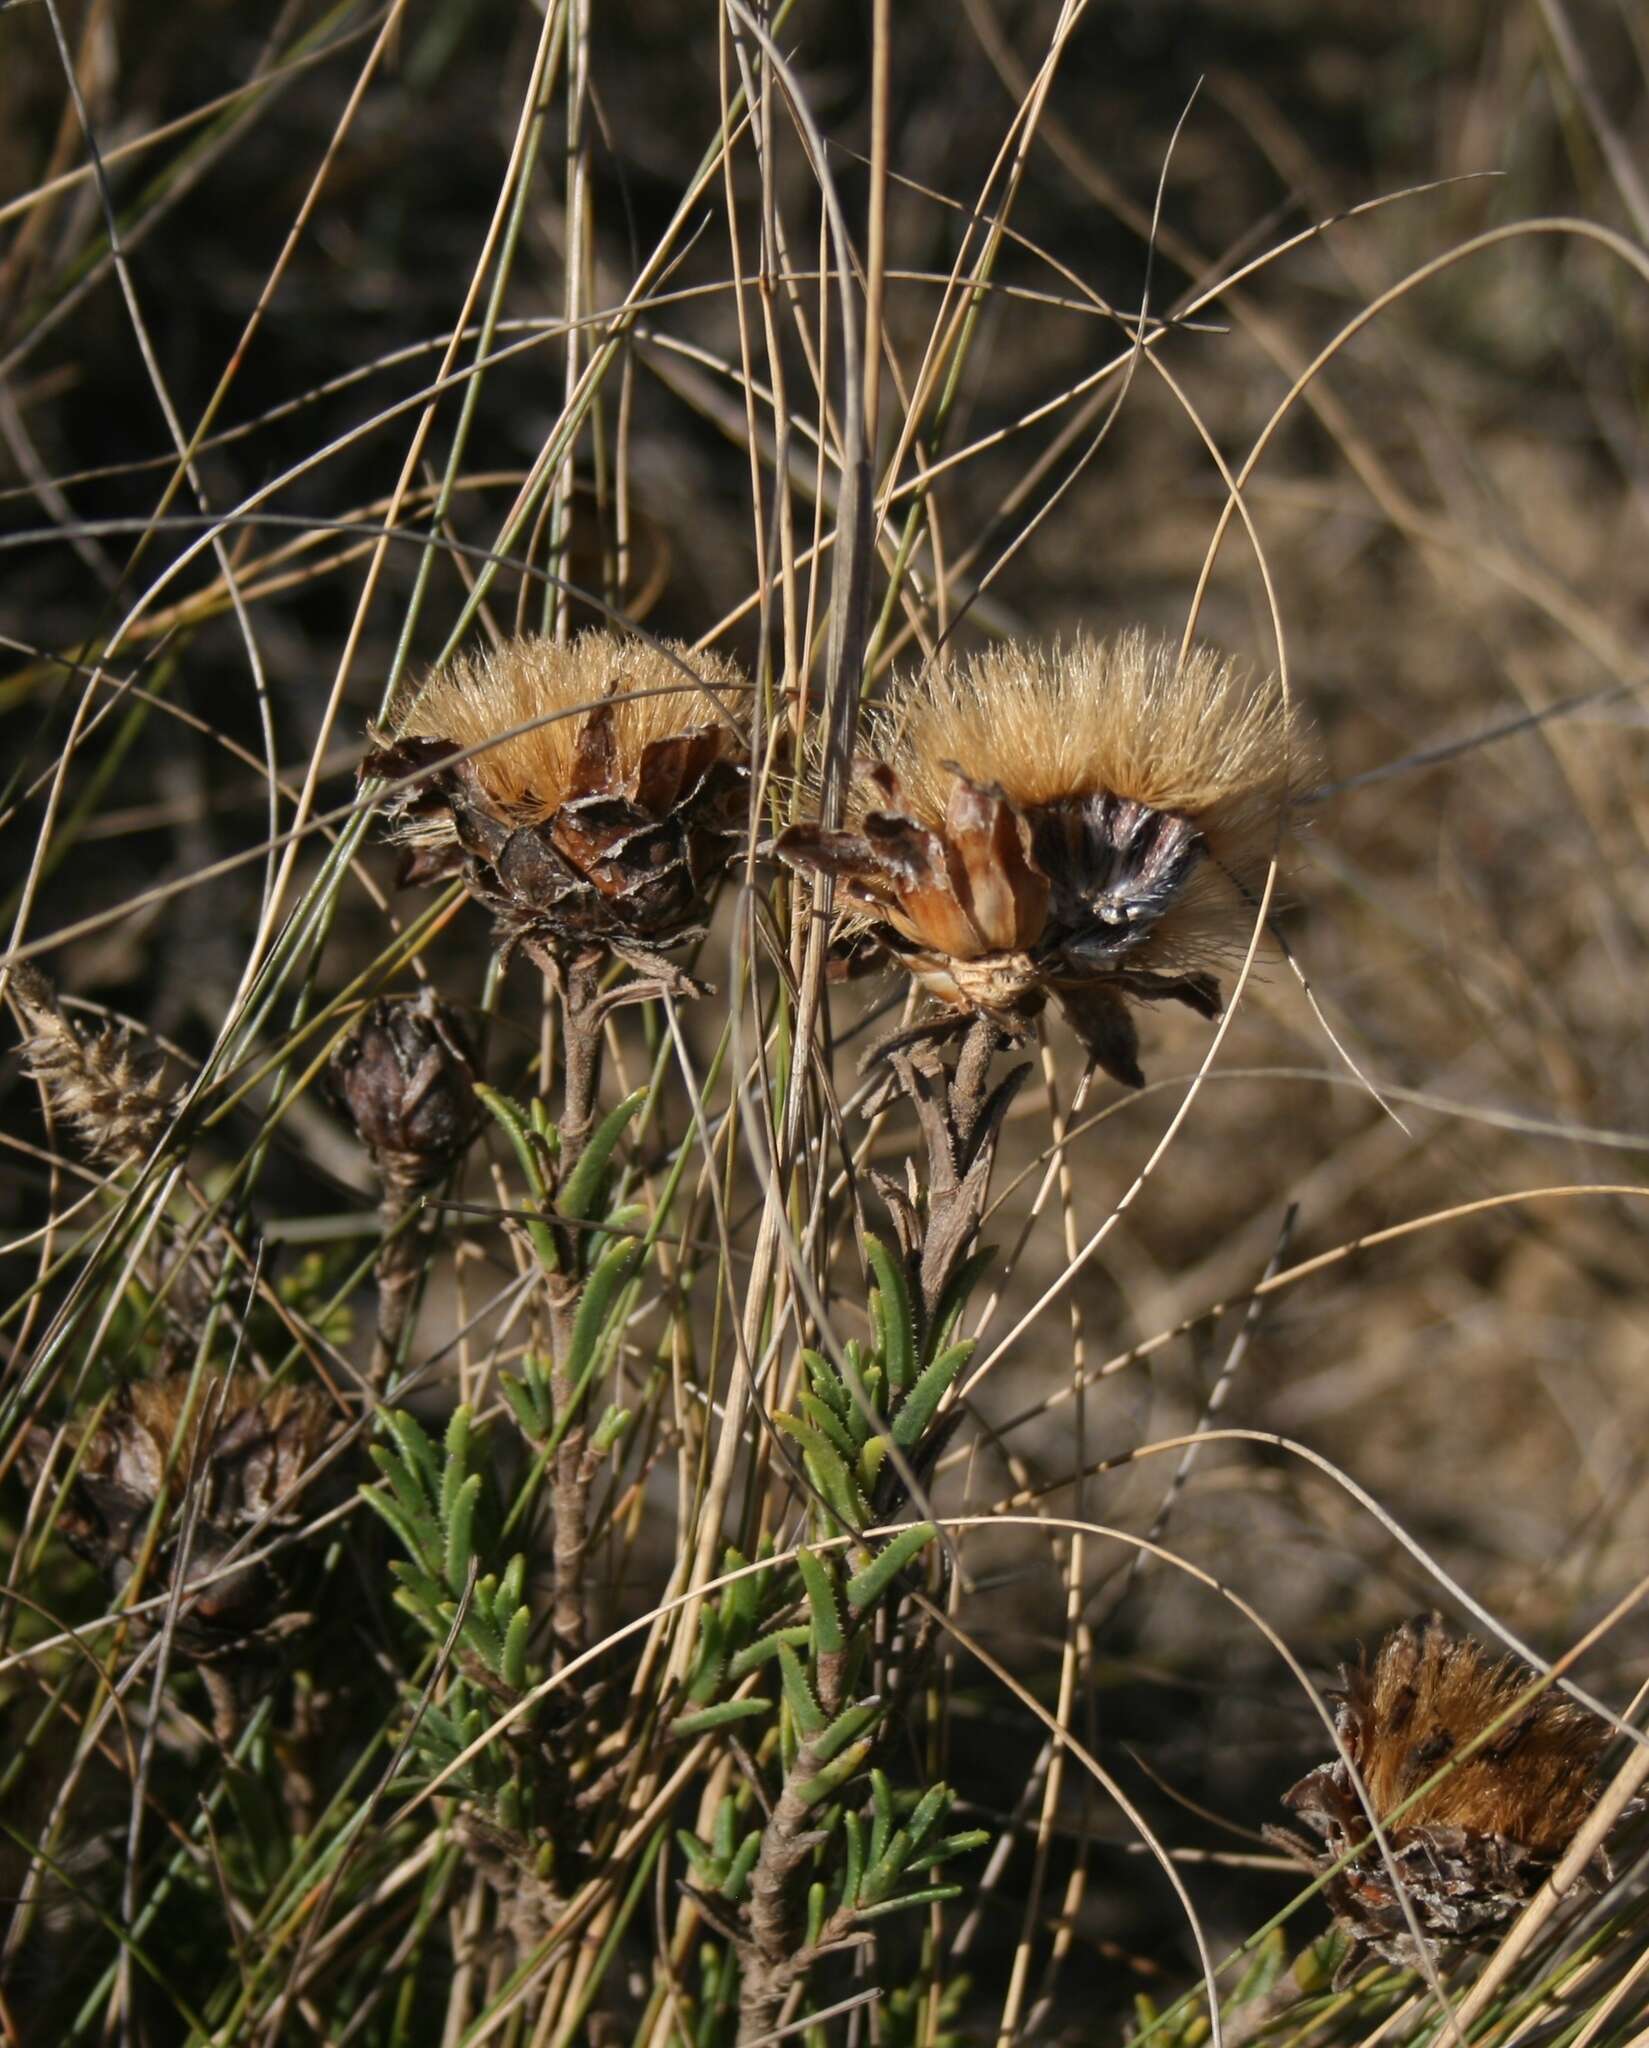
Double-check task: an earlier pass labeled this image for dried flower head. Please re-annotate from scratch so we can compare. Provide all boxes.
[329,989,479,1193]
[19,1374,342,1665]
[364,630,750,969]
[1272,1615,1623,1974]
[9,965,175,1167]
[774,630,1306,1085]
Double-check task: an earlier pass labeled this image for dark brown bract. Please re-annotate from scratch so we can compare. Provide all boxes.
[1271,1615,1621,1975]
[364,631,750,970]
[329,989,479,1191]
[773,631,1305,1085]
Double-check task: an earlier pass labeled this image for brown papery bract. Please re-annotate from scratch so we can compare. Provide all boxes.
[775,630,1310,1084]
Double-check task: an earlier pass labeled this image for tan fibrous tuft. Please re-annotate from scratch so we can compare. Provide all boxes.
[1348,1616,1608,1853]
[861,629,1307,888]
[10,965,174,1168]
[388,630,746,829]
[1272,1614,1625,1974]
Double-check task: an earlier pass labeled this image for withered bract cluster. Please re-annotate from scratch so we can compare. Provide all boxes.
[1272,1615,1625,1975]
[19,1373,343,1665]
[366,630,750,973]
[774,630,1305,1085]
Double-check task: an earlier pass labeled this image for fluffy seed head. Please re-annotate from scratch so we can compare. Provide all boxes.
[10,965,174,1168]
[1346,1617,1610,1850]
[774,629,1308,1085]
[864,629,1300,864]
[388,630,747,827]
[1273,1615,1623,1972]
[366,630,751,963]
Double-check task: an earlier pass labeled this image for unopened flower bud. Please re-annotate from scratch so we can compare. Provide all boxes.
[329,990,479,1190]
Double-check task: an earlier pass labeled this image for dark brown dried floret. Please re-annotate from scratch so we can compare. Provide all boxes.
[364,631,750,973]
[774,631,1305,1085]
[1269,1615,1625,1977]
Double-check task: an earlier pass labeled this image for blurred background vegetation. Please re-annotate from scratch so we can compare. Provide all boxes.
[2,0,1646,2039]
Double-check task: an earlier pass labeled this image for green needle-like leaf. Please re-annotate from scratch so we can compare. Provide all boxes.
[842,1809,866,1908]
[802,1348,850,1423]
[363,1482,437,1574]
[475,1085,548,1205]
[777,1640,826,1737]
[671,1697,773,1739]
[794,1737,874,1808]
[891,1339,973,1449]
[383,1408,441,1505]
[845,1522,936,1611]
[726,1624,812,1683]
[501,1606,532,1691]
[557,1087,647,1224]
[723,1829,761,1900]
[797,1390,858,1464]
[687,1608,726,1704]
[812,1696,883,1765]
[564,1236,641,1390]
[853,1884,963,1921]
[443,1471,481,1590]
[440,1405,472,1527]
[795,1547,844,1654]
[865,1235,916,1392]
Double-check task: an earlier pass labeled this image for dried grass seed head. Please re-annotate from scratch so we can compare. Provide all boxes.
[775,629,1308,1085]
[366,630,750,961]
[9,964,175,1168]
[1275,1614,1621,1972]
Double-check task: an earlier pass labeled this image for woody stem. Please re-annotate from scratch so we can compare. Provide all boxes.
[371,1160,431,1392]
[548,948,606,1665]
[557,949,605,1177]
[736,1734,830,2044]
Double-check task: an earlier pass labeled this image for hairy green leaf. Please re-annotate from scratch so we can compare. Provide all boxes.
[845,1522,935,1611]
[557,1087,647,1224]
[671,1697,772,1739]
